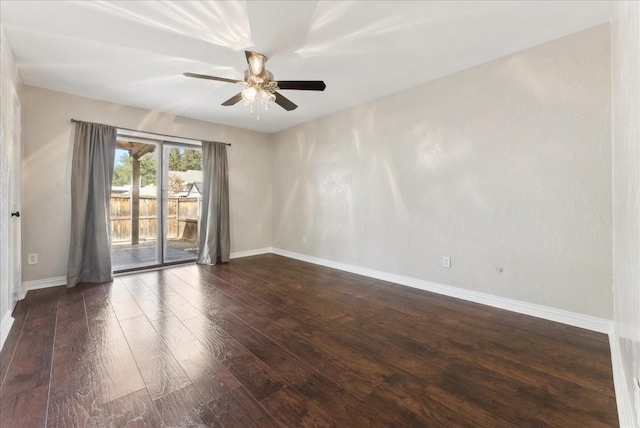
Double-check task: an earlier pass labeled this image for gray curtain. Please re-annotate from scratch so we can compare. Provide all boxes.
[197,141,230,264]
[67,121,116,288]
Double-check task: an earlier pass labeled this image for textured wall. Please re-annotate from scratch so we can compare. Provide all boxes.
[611,1,640,424]
[21,86,272,282]
[271,25,612,318]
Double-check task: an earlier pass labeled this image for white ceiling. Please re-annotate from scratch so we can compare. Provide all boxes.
[1,1,612,133]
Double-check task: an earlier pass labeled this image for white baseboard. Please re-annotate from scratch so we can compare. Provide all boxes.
[22,276,66,297]
[609,328,638,428]
[20,247,275,292]
[19,249,613,333]
[230,247,273,259]
[271,248,612,334]
[0,310,14,352]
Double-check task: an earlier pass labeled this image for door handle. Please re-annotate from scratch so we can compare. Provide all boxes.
[11,211,20,218]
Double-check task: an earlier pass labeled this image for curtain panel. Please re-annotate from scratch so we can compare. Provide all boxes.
[197,141,230,264]
[67,121,116,287]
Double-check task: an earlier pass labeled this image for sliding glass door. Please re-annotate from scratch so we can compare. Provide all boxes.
[110,137,202,272]
[162,144,202,264]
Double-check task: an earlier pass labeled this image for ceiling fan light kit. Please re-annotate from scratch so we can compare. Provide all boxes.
[184,50,326,121]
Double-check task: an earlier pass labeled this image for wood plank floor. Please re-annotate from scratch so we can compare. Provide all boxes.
[0,254,618,427]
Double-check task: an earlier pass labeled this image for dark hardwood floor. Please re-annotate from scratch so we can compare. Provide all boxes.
[0,254,618,427]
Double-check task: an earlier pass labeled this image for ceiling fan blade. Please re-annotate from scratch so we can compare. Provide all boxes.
[274,92,298,111]
[221,93,243,106]
[183,72,241,84]
[276,80,326,91]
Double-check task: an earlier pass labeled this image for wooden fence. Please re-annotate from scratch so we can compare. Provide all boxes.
[111,196,199,243]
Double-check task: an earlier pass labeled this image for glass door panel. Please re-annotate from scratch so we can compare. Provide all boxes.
[111,141,161,271]
[163,145,202,264]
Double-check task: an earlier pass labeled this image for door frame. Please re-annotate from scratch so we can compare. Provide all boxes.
[9,84,22,307]
[0,81,21,348]
[112,133,201,273]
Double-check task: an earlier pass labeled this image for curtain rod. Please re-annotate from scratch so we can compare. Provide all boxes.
[70,119,231,146]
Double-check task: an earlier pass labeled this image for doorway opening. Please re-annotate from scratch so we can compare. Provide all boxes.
[110,136,202,272]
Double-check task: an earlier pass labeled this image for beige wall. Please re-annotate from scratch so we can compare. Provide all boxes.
[271,25,612,318]
[611,1,640,424]
[21,86,272,282]
[0,26,23,329]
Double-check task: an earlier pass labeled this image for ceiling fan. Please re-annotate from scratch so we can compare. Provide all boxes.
[184,51,326,113]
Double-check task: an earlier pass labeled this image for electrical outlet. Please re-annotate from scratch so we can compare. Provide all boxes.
[442,256,451,268]
[302,235,307,244]
[28,253,38,265]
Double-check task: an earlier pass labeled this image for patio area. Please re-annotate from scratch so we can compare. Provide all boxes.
[111,239,197,271]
